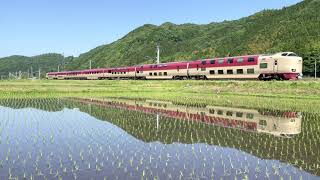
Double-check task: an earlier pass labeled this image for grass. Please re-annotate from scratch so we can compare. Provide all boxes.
[0,79,320,113]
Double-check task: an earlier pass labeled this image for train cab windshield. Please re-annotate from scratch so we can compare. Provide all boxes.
[288,53,298,56]
[281,52,298,57]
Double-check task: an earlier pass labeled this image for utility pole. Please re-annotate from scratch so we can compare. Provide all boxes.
[156,44,160,64]
[38,68,41,80]
[62,53,64,71]
[90,60,92,69]
[316,58,317,79]
[156,113,160,130]
[30,67,33,78]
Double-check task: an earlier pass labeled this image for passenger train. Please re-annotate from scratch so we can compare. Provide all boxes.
[47,52,303,80]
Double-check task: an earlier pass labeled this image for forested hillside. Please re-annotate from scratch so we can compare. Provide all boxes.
[0,54,73,78]
[1,0,319,76]
[67,0,320,75]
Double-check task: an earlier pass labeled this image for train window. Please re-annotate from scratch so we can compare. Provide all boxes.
[226,111,233,116]
[149,73,152,76]
[218,59,224,64]
[237,69,244,74]
[248,57,255,62]
[247,68,255,74]
[218,70,224,74]
[281,53,288,56]
[227,59,234,64]
[210,70,215,75]
[201,67,206,71]
[154,72,157,76]
[260,63,268,69]
[164,72,168,76]
[217,110,223,115]
[246,113,254,119]
[259,120,267,126]
[237,58,244,63]
[227,70,233,74]
[137,71,140,74]
[210,60,215,64]
[177,66,180,72]
[197,65,199,71]
[159,72,162,76]
[236,112,243,117]
[108,70,111,73]
[209,109,215,114]
[202,61,206,65]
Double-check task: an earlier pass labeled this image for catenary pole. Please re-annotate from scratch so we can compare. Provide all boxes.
[316,58,317,79]
[157,44,160,64]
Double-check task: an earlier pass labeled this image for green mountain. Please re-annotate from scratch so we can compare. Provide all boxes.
[0,54,73,78]
[1,0,319,77]
[67,0,320,75]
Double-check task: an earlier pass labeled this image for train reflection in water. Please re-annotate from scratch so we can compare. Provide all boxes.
[70,97,302,138]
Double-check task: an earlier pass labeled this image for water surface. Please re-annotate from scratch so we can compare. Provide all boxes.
[0,98,319,179]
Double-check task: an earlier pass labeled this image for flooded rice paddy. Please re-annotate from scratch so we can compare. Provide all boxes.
[0,98,319,179]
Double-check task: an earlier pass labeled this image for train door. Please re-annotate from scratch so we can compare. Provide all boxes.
[196,64,199,76]
[134,67,137,80]
[273,59,278,73]
[187,63,190,77]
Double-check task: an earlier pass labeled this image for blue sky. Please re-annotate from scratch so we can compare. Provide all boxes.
[0,0,302,58]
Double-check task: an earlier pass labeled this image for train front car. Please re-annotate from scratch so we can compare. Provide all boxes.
[258,52,303,80]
